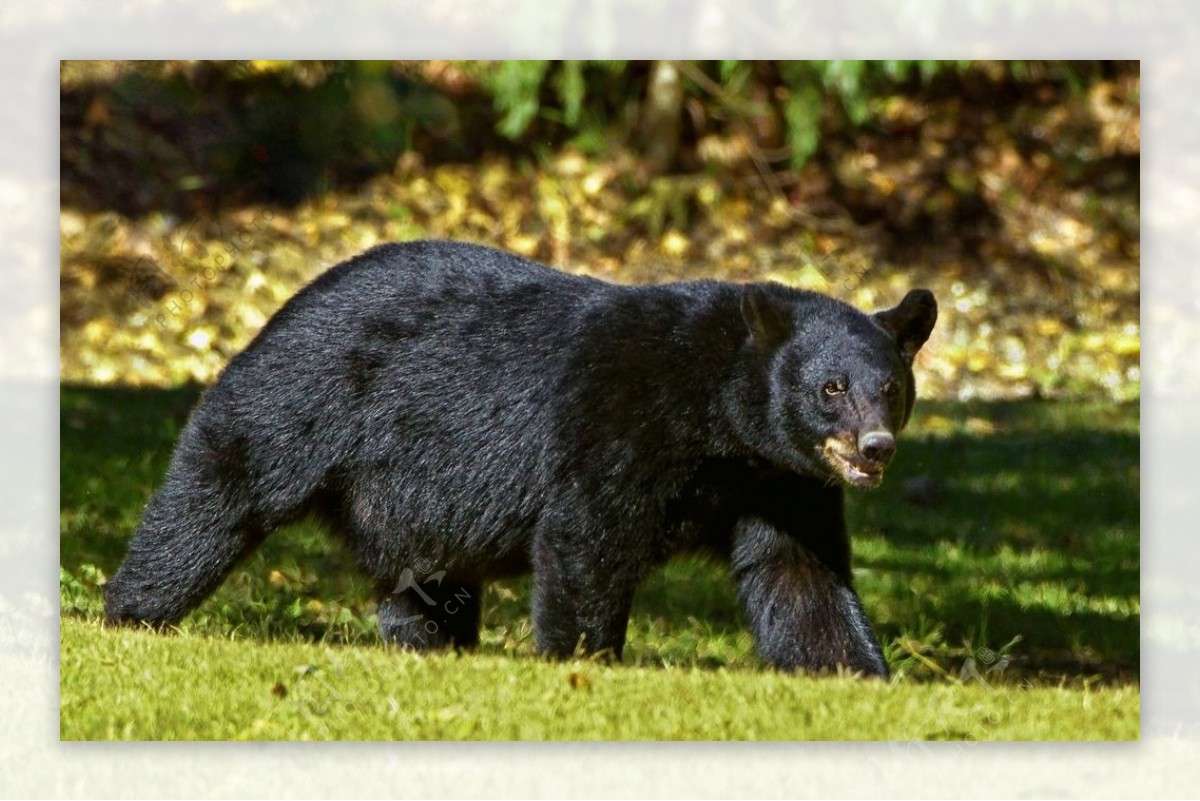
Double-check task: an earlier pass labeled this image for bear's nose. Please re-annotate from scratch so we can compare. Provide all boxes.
[858,431,895,465]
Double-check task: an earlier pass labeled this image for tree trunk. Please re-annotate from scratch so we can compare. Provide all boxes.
[640,60,684,176]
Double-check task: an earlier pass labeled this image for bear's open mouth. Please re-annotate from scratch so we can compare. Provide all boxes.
[822,440,886,489]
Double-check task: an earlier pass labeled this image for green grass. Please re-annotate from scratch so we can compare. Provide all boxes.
[60,618,1137,740]
[59,386,1139,740]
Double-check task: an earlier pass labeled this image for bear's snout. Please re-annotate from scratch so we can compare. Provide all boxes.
[857,430,896,467]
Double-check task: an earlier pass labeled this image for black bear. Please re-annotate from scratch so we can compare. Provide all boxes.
[105,239,937,677]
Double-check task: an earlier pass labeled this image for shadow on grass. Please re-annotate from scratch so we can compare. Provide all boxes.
[60,385,1139,683]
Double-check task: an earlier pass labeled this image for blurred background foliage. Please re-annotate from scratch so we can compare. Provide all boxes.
[60,59,1139,401]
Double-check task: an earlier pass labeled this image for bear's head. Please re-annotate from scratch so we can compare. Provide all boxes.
[733,285,938,488]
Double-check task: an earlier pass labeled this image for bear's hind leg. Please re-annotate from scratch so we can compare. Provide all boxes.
[104,474,266,628]
[104,414,323,629]
[378,571,482,650]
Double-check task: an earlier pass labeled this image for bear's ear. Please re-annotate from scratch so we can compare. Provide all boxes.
[740,284,794,350]
[875,289,938,364]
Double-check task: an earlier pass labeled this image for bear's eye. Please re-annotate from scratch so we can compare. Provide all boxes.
[883,380,900,399]
[823,378,848,396]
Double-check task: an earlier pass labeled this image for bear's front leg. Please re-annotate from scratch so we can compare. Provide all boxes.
[530,528,640,661]
[732,516,889,678]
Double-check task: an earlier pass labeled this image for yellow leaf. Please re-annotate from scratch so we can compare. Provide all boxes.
[508,235,539,257]
[186,328,212,350]
[1035,319,1066,337]
[83,319,111,344]
[660,231,690,257]
[765,264,829,292]
[249,60,285,73]
[921,415,955,434]
[966,417,998,435]
[967,352,991,371]
[1112,332,1140,356]
[722,198,752,221]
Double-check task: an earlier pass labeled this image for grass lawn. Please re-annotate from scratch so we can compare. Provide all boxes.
[59,386,1139,740]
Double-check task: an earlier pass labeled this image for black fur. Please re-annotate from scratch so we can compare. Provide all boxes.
[105,240,937,677]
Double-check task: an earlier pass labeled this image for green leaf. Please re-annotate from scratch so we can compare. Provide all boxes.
[783,83,823,167]
[490,61,551,139]
[555,60,585,128]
